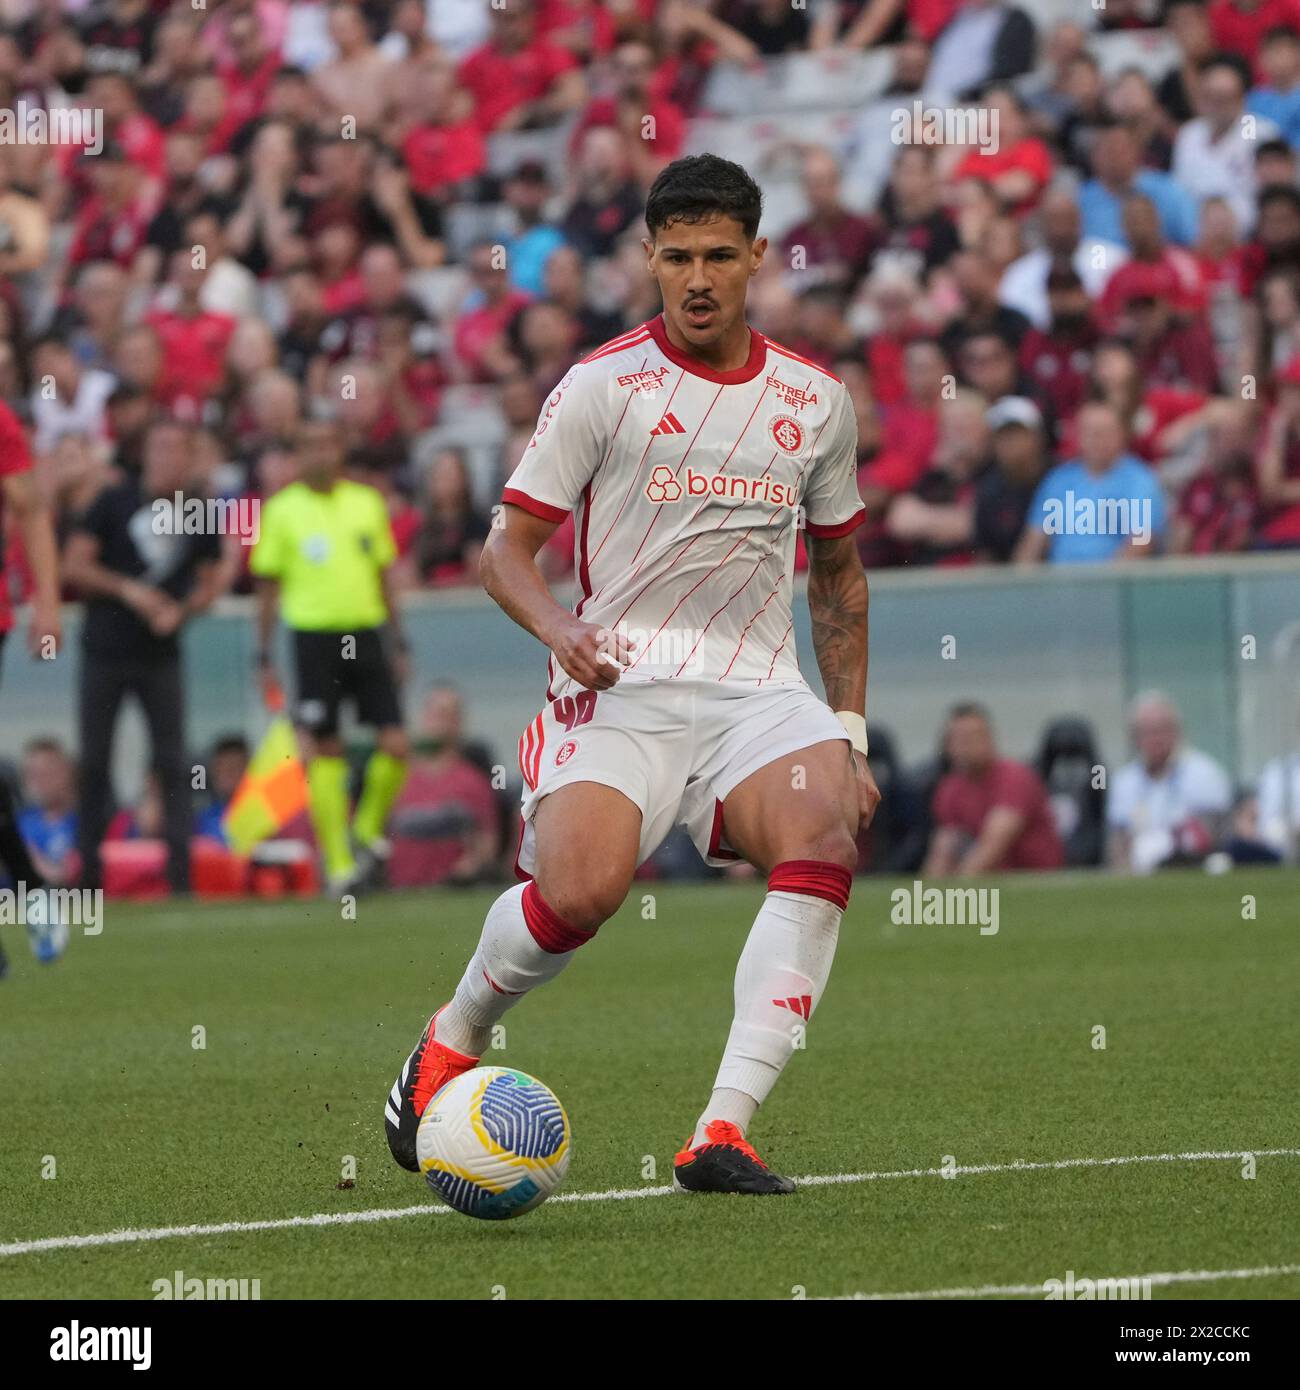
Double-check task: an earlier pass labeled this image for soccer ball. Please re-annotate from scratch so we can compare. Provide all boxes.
[416,1067,571,1219]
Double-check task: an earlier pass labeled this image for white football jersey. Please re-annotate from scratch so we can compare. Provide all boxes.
[502,314,865,699]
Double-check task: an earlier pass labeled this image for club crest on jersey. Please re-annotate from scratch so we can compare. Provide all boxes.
[765,375,818,413]
[555,739,578,767]
[616,367,670,395]
[769,415,805,456]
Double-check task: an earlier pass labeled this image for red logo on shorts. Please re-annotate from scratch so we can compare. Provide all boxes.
[555,740,578,767]
[770,415,804,454]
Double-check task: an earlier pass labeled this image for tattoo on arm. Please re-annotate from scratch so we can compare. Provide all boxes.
[806,534,869,715]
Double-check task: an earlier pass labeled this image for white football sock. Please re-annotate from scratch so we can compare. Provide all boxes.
[694,872,846,1145]
[436,881,590,1057]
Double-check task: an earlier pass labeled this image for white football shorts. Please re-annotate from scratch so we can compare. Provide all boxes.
[514,678,850,875]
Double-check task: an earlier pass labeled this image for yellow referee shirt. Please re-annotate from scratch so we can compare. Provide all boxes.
[250,479,397,631]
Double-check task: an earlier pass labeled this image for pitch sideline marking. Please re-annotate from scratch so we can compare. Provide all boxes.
[2,1146,1297,1261]
[829,1263,1300,1300]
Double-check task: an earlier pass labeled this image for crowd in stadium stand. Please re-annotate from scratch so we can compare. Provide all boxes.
[3,0,1300,894]
[0,0,1298,587]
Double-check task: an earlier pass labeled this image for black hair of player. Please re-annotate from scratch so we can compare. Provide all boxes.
[644,155,764,243]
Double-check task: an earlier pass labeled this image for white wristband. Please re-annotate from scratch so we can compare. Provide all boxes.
[835,710,869,758]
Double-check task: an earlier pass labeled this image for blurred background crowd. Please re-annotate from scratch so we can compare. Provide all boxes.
[2,0,1300,895]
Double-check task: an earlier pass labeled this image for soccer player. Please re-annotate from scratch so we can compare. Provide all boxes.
[0,398,63,975]
[385,155,881,1194]
[251,418,411,897]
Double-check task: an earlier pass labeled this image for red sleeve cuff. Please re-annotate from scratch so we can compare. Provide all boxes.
[805,506,867,539]
[502,488,569,523]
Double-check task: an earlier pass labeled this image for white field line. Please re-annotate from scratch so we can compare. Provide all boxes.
[2,1146,1297,1260]
[830,1264,1300,1301]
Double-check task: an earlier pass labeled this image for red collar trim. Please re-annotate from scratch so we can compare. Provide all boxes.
[647,313,767,384]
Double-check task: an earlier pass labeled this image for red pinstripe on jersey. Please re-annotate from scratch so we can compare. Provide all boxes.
[581,328,651,364]
[765,339,844,385]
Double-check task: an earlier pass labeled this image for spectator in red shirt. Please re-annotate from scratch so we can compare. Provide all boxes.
[863,338,947,496]
[1210,0,1300,79]
[454,242,534,383]
[393,56,486,198]
[780,146,882,294]
[144,249,237,421]
[569,40,687,187]
[1255,356,1300,544]
[951,85,1055,216]
[457,0,586,134]
[388,686,502,887]
[1097,193,1206,330]
[218,10,282,133]
[1170,400,1260,553]
[861,261,930,407]
[66,144,156,276]
[923,703,1065,873]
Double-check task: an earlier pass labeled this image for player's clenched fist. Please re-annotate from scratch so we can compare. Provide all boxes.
[547,617,637,691]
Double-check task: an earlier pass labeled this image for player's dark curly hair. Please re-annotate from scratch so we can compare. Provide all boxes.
[644,154,764,241]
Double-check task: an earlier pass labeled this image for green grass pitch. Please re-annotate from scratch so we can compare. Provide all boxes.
[2,871,1297,1300]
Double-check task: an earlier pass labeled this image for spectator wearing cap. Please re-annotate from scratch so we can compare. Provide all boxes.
[1016,399,1167,563]
[1255,355,1300,545]
[1018,269,1098,426]
[1124,276,1219,396]
[1246,25,1300,145]
[569,39,687,187]
[457,0,586,134]
[999,185,1126,331]
[974,395,1049,560]
[1107,692,1232,873]
[1173,54,1279,235]
[780,147,882,296]
[923,703,1064,873]
[503,162,568,298]
[926,0,1037,102]
[561,126,643,260]
[1079,125,1199,249]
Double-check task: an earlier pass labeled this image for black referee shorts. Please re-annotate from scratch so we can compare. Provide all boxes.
[292,627,402,738]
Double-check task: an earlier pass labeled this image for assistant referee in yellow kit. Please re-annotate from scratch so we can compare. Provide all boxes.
[251,418,410,897]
